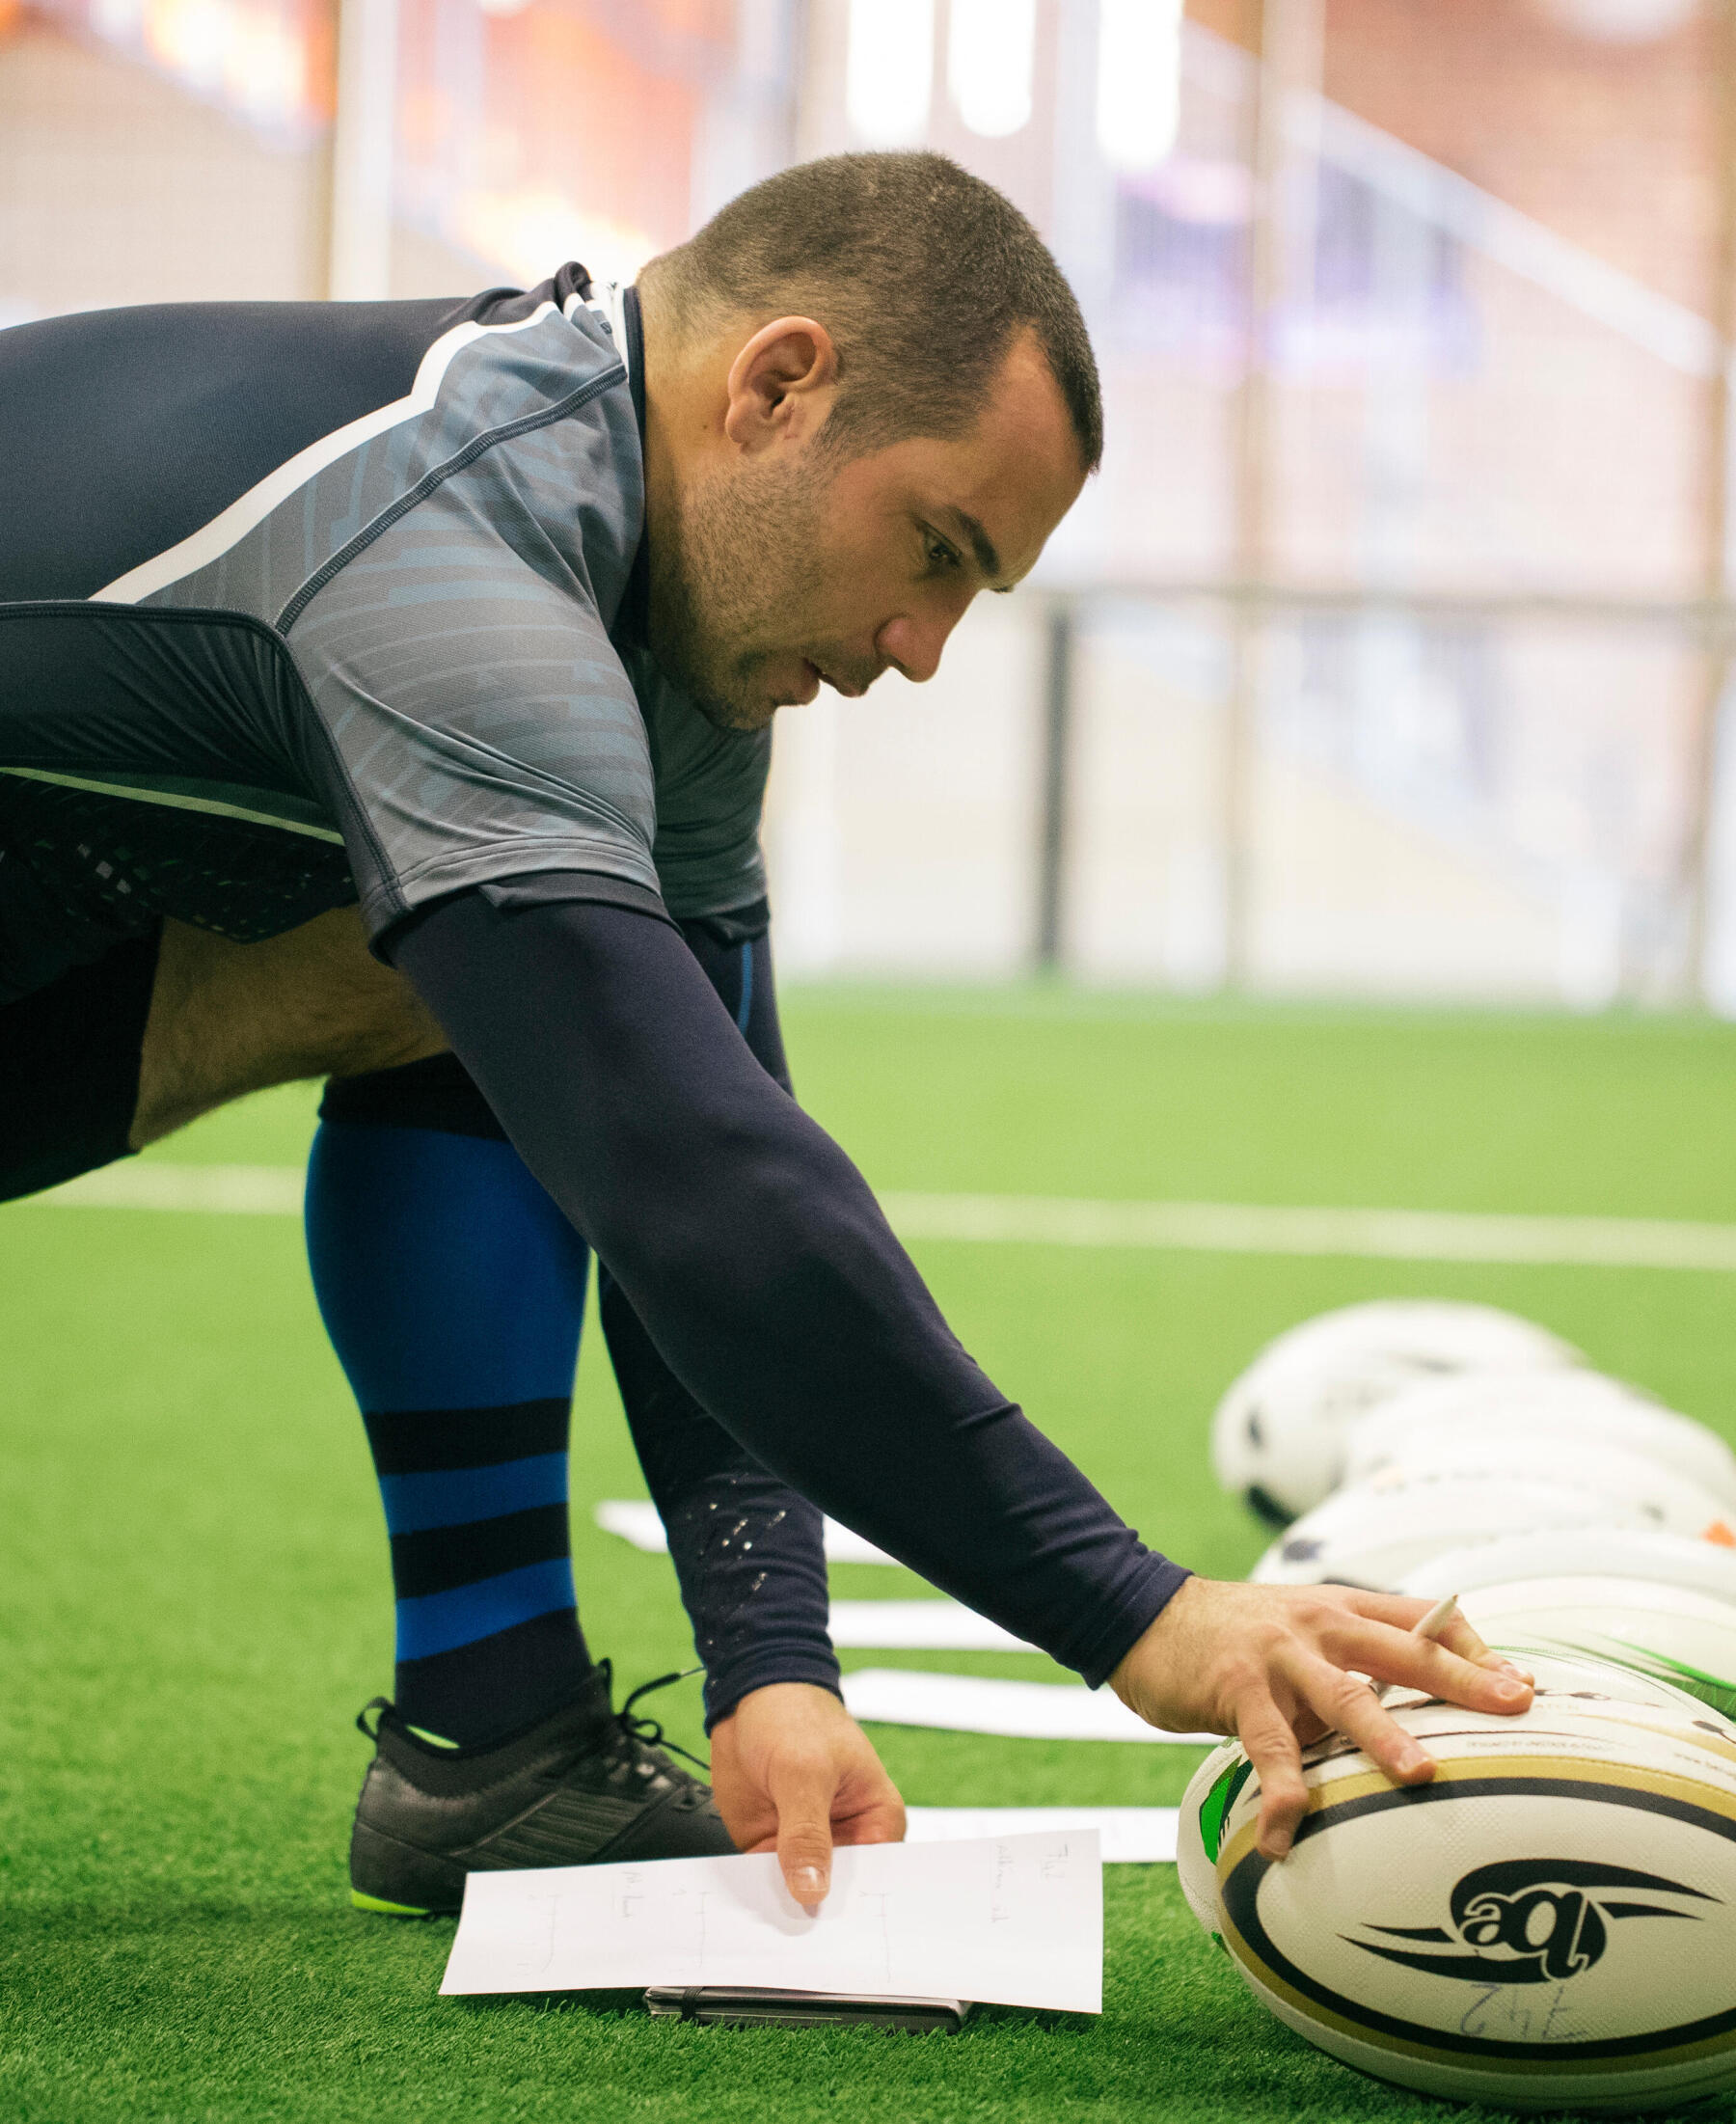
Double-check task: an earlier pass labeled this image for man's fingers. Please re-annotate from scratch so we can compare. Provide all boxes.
[1246,1659,1440,1865]
[1318,1606,1533,1713]
[1334,1592,1531,1681]
[1370,1630,1533,1712]
[1386,1606,1532,1682]
[1438,1617,1534,1684]
[1235,1690,1310,1861]
[830,1793,908,1847]
[769,1759,837,1911]
[719,1686,909,1907]
[1429,1617,1535,1688]
[1292,1649,1438,1786]
[1111,1580,1541,1872]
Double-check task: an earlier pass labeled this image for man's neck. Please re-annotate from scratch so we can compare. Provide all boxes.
[634,281,672,579]
[612,285,652,647]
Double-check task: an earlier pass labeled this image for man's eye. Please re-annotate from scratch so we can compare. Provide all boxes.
[925,535,961,571]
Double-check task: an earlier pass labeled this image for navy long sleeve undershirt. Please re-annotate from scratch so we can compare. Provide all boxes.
[393,887,1190,1701]
[605,915,839,1726]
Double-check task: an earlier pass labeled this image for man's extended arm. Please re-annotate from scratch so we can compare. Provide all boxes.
[600,914,840,1728]
[393,887,1191,1681]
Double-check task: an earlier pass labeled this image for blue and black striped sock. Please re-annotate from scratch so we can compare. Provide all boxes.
[306,1056,594,1747]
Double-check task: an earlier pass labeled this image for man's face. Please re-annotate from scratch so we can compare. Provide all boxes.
[647,331,1087,732]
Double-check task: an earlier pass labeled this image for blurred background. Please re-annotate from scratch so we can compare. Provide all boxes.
[4,0,1735,1008]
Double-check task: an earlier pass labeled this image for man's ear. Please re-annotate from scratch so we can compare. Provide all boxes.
[722,316,838,453]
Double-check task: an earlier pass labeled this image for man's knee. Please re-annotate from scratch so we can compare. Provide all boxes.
[130,908,448,1147]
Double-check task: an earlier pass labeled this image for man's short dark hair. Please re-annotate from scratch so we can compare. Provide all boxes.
[643,151,1102,475]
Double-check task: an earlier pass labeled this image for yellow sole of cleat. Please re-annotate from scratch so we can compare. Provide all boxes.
[350,1889,437,1918]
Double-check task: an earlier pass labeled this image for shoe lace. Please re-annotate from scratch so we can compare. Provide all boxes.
[618,1667,710,1774]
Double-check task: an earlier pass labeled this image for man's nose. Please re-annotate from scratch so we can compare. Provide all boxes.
[875,602,967,685]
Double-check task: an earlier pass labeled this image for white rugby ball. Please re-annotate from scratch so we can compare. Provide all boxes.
[1176,1740,1249,1936]
[1171,1647,1702,1938]
[1460,1576,1736,1720]
[1337,1435,1736,1542]
[1343,1369,1736,1508]
[1214,1682,1736,2110]
[1401,1529,1736,1608]
[1251,1457,1733,1591]
[1211,1300,1580,1526]
[1438,1645,1715,1716]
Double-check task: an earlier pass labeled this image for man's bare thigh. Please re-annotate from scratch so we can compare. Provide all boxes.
[130,907,448,1148]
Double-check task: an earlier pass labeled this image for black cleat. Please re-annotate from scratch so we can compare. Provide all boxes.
[348,1661,737,1916]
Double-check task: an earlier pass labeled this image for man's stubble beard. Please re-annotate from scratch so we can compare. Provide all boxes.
[646,450,835,733]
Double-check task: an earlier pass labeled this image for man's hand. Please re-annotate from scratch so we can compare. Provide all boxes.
[1112,1578,1534,1861]
[708,1683,906,1911]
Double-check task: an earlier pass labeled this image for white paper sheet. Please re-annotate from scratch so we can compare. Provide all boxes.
[594,1499,896,1567]
[828,1599,1037,1651]
[440,1831,1102,2014]
[907,1808,1179,1862]
[841,1667,1218,1745]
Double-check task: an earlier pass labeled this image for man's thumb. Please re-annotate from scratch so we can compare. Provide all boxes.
[775,1790,834,1913]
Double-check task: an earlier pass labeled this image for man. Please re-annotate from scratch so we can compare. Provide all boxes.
[0,152,1530,1918]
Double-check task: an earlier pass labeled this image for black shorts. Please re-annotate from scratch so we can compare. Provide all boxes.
[0,928,160,1203]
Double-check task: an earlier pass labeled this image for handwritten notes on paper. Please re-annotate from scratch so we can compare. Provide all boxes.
[440,1831,1102,2014]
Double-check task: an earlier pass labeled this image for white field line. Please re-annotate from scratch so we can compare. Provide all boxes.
[841,1667,1216,1745]
[880,1192,1736,1274]
[34,1162,307,1213]
[23,1163,1736,1273]
[595,1498,896,1568]
[829,1598,1037,1651]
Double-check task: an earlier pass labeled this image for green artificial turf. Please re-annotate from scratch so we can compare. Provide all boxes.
[6,990,1736,2121]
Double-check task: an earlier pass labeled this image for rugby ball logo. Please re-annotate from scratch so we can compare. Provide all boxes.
[1349,1859,1715,1985]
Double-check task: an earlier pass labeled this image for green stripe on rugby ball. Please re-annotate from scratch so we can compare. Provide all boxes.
[1464,1576,1736,1722]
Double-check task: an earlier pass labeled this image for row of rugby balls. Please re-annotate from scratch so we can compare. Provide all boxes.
[1210,1300,1736,1584]
[1191,1302,1736,2110]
